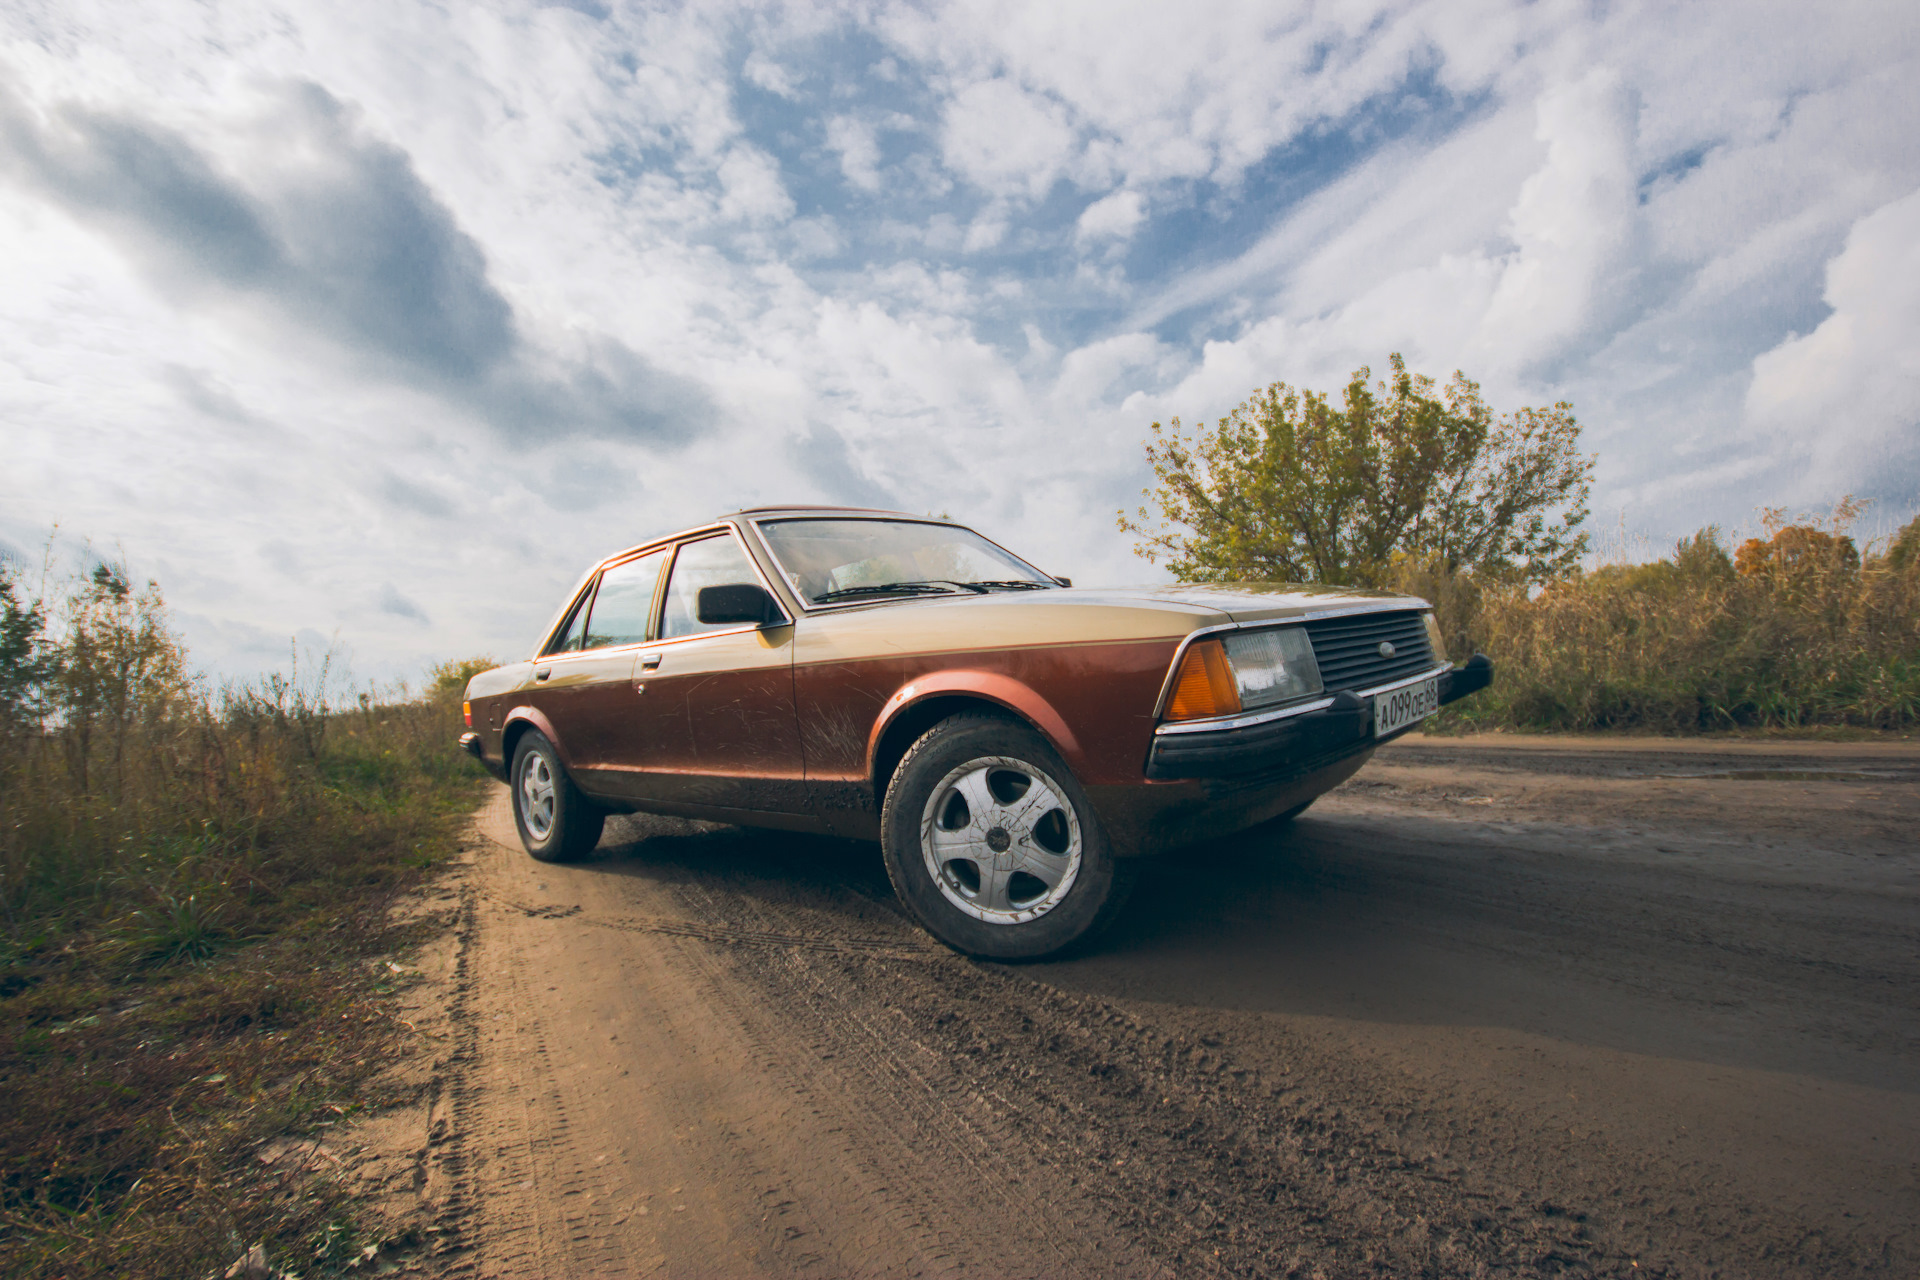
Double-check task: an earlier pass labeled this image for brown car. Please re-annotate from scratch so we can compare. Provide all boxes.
[459,507,1492,958]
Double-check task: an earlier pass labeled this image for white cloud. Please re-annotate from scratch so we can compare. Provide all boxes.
[962,202,1009,252]
[715,144,794,224]
[939,78,1077,199]
[1,0,1917,680]
[825,115,882,192]
[1475,68,1641,364]
[742,50,799,99]
[1745,187,1920,496]
[1076,189,1145,243]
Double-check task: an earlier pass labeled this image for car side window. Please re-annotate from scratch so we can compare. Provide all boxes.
[660,534,763,639]
[543,587,593,656]
[583,549,664,649]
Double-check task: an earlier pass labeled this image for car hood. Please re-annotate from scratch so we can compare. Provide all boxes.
[791,581,1427,659]
[1061,582,1425,625]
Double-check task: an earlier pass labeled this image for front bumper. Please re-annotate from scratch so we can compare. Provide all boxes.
[1145,654,1494,781]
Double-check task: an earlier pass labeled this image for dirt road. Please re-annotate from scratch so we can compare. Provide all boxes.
[381,735,1920,1277]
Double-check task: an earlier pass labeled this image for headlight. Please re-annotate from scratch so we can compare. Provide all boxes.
[1423,611,1448,663]
[1221,627,1322,709]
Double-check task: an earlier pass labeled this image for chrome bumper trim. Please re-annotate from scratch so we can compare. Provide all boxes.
[1155,661,1454,737]
[1155,695,1336,736]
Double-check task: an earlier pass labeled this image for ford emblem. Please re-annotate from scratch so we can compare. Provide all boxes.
[1377,640,1397,659]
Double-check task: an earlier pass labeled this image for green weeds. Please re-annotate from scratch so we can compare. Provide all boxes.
[0,555,489,1277]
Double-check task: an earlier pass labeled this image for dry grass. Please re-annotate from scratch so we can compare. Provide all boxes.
[1398,507,1920,733]
[0,561,486,1278]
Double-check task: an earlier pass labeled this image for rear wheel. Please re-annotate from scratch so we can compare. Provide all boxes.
[881,713,1131,960]
[511,731,604,863]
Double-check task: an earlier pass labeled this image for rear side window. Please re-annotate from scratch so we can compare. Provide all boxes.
[583,550,665,649]
[660,534,763,639]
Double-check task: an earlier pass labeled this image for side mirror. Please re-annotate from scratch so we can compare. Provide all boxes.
[1053,576,1072,587]
[696,583,783,627]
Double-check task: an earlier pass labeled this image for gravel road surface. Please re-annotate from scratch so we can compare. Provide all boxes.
[387,735,1920,1278]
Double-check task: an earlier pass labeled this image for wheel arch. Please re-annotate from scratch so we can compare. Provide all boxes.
[867,673,1084,810]
[501,706,567,772]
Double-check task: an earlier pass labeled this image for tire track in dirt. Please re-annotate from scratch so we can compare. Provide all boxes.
[433,791,1163,1278]
[481,887,938,961]
[661,875,1168,1278]
[413,884,483,1274]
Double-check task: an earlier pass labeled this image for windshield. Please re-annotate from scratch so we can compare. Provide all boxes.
[754,518,1054,606]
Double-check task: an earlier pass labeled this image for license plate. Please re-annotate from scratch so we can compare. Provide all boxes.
[1373,677,1439,737]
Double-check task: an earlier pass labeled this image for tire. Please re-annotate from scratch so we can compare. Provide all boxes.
[880,712,1133,961]
[510,731,605,863]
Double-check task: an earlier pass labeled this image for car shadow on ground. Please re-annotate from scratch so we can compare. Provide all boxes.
[555,806,1915,1090]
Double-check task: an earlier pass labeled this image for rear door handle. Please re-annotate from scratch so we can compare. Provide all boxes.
[533,667,551,682]
[639,651,663,670]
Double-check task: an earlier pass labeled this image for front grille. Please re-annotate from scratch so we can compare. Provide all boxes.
[1302,610,1435,692]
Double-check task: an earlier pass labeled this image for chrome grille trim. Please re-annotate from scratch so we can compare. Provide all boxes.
[1302,610,1436,691]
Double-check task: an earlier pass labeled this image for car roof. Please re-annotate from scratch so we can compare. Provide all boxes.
[717,505,959,524]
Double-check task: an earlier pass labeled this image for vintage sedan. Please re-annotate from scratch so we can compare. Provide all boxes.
[459,508,1492,959]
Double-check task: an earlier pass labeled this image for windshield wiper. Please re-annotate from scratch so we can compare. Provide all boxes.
[962,579,1054,591]
[813,581,975,603]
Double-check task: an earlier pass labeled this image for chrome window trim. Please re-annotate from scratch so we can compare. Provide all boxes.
[744,514,1056,614]
[531,522,791,660]
[1149,600,1434,720]
[658,527,795,638]
[536,580,598,659]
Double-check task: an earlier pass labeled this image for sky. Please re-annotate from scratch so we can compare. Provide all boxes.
[2,0,1917,684]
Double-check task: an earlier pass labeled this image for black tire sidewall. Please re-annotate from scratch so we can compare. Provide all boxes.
[510,731,602,863]
[881,714,1127,961]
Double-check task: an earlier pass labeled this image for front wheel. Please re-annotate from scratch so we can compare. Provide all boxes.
[881,713,1132,960]
[510,731,605,863]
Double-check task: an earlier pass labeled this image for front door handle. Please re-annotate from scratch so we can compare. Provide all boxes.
[639,651,663,670]
[533,667,551,682]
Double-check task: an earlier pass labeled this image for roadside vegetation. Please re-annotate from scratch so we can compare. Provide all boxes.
[1124,358,1920,732]
[0,555,489,1278]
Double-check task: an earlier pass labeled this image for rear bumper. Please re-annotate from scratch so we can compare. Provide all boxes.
[459,732,508,782]
[1145,654,1494,781]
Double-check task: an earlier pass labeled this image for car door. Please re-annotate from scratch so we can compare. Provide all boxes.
[523,548,666,799]
[623,530,808,819]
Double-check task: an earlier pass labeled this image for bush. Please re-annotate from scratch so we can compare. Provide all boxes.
[1407,505,1920,732]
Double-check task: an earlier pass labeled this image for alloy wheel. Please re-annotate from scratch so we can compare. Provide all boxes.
[919,755,1083,924]
[520,751,557,840]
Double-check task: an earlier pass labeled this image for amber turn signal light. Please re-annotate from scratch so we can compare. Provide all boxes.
[1164,639,1242,720]
[463,700,472,728]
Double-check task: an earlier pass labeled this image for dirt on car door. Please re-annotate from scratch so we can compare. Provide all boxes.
[618,533,808,820]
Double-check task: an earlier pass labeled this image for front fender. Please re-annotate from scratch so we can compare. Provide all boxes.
[864,670,1086,779]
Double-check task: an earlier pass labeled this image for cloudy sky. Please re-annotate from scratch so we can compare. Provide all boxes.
[3,0,1917,682]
